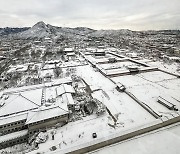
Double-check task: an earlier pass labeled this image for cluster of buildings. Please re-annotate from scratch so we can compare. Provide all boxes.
[83,49,180,120]
[0,77,75,149]
[0,30,180,152]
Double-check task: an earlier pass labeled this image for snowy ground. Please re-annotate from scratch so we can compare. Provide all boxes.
[28,63,180,153]
[143,60,180,75]
[76,65,155,123]
[1,54,179,154]
[111,70,180,119]
[27,65,156,153]
[90,122,180,154]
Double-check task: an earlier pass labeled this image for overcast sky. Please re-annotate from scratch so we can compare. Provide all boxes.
[0,0,180,30]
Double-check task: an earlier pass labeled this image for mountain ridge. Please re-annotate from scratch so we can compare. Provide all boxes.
[0,21,180,39]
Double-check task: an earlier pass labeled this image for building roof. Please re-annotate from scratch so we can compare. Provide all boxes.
[94,49,105,53]
[0,94,39,117]
[0,78,73,126]
[20,89,42,106]
[0,113,27,126]
[25,106,69,125]
[61,93,75,105]
[56,84,75,96]
[3,83,44,94]
[7,64,29,74]
[50,77,72,86]
[56,97,69,111]
[45,60,60,64]
[67,52,76,56]
[64,48,73,52]
[0,130,28,143]
[42,64,56,70]
[2,78,72,95]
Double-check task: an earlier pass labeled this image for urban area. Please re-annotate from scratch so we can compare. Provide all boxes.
[0,21,180,153]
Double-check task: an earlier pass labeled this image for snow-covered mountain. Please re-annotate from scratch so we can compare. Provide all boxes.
[90,29,133,37]
[13,21,96,39]
[0,21,134,39]
[16,21,52,39]
[1,21,179,40]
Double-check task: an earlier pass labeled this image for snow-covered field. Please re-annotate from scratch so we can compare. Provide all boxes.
[1,51,180,154]
[27,65,157,153]
[144,60,180,75]
[28,59,180,153]
[90,122,180,154]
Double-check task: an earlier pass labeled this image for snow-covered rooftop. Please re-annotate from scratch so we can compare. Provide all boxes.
[56,84,75,96]
[0,94,39,117]
[50,77,72,86]
[0,113,27,126]
[61,93,75,106]
[0,130,28,143]
[64,48,73,52]
[7,64,29,74]
[25,106,68,125]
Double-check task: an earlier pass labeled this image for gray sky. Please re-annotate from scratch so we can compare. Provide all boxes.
[0,0,180,30]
